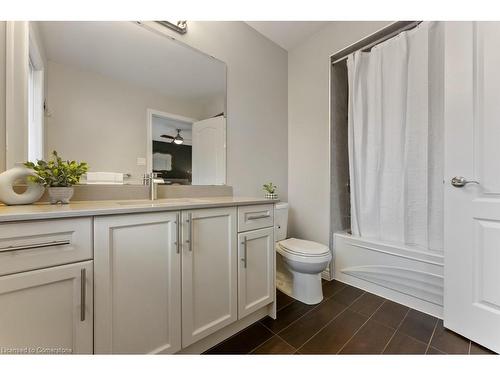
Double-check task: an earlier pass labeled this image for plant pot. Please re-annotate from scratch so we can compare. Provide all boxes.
[265,192,278,200]
[48,187,74,204]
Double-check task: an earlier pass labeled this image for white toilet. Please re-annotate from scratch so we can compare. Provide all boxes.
[274,202,332,305]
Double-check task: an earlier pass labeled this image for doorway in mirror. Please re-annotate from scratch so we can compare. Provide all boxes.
[147,109,226,186]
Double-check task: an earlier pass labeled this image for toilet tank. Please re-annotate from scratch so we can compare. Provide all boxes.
[274,202,289,241]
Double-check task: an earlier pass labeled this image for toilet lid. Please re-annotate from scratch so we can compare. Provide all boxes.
[278,238,330,257]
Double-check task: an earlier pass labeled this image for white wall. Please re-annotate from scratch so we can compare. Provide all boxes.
[4,21,29,169]
[0,22,6,171]
[287,21,391,245]
[192,94,226,120]
[147,22,289,200]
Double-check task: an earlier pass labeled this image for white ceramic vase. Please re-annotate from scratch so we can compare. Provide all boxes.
[47,187,74,204]
[0,164,45,205]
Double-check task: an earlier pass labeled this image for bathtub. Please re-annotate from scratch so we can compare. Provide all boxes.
[333,231,444,318]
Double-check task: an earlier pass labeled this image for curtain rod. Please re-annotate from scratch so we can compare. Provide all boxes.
[331,21,422,65]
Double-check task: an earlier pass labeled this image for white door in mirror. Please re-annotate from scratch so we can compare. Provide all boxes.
[192,116,226,185]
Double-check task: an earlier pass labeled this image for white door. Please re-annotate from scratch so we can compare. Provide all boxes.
[0,261,93,354]
[191,116,226,185]
[181,207,237,347]
[94,212,181,354]
[444,22,500,353]
[238,227,275,319]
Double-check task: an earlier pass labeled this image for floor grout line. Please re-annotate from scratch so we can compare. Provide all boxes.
[249,334,277,354]
[294,291,367,353]
[204,321,261,354]
[335,296,388,354]
[208,282,449,355]
[249,333,296,354]
[278,302,349,351]
[425,318,439,354]
[381,307,411,354]
[276,296,295,313]
[267,283,349,336]
[261,282,349,353]
[259,321,279,336]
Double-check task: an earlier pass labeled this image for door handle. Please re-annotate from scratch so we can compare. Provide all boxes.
[451,176,479,188]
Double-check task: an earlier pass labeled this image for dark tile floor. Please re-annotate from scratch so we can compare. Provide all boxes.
[205,279,497,355]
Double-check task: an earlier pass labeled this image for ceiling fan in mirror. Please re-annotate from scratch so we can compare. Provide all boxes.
[161,129,184,145]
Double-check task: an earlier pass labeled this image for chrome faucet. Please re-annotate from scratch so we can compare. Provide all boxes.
[143,172,162,200]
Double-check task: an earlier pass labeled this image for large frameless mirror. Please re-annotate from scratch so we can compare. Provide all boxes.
[23,21,226,185]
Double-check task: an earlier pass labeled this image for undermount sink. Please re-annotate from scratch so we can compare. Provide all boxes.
[117,198,211,206]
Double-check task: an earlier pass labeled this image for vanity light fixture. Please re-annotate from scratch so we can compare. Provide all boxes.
[156,21,187,34]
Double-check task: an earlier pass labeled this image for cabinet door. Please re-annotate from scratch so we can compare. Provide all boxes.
[94,212,181,354]
[0,261,93,354]
[181,207,237,347]
[238,227,274,319]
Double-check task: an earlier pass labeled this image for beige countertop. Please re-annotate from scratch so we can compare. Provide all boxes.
[0,196,279,222]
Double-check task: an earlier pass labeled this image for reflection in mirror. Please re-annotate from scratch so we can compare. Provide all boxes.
[26,21,226,185]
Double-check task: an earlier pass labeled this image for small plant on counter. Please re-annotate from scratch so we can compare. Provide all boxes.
[263,182,278,199]
[24,151,89,204]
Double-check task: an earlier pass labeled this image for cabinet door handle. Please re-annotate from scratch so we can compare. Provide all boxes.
[186,213,193,251]
[241,236,247,268]
[175,213,180,254]
[80,268,86,322]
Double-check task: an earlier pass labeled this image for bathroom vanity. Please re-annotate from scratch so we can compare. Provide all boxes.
[0,197,277,354]
[0,21,278,355]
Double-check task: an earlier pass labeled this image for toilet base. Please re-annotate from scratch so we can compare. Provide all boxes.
[276,255,324,305]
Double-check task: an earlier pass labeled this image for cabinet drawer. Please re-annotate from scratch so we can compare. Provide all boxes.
[0,217,93,276]
[238,204,274,232]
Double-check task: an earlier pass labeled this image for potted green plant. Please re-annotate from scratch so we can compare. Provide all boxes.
[24,151,89,204]
[263,182,278,199]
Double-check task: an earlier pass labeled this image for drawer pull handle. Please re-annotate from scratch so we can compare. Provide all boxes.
[80,268,86,322]
[0,239,71,253]
[247,214,270,220]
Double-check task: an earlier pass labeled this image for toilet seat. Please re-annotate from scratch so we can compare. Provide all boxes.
[277,238,330,258]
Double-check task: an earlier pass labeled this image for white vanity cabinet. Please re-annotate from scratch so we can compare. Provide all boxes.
[236,204,275,319]
[238,227,275,319]
[0,200,276,354]
[0,217,94,354]
[181,207,237,347]
[0,261,93,354]
[94,211,181,354]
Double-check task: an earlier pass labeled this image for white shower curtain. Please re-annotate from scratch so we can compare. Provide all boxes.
[347,22,444,252]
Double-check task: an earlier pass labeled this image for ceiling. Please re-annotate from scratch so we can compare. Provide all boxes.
[245,21,329,50]
[37,21,226,100]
